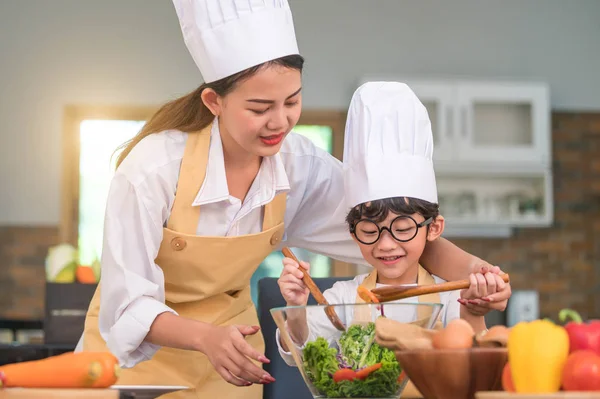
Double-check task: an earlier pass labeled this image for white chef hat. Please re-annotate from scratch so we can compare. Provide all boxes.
[172,0,300,83]
[343,81,437,209]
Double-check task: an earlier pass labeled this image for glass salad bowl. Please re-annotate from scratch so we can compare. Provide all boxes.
[271,302,444,399]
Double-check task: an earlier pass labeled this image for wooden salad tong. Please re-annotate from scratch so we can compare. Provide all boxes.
[282,248,346,331]
[359,274,511,303]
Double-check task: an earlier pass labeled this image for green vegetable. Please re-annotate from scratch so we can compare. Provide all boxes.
[303,337,339,392]
[302,322,402,398]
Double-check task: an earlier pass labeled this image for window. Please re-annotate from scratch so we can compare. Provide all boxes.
[62,108,355,304]
[77,120,145,265]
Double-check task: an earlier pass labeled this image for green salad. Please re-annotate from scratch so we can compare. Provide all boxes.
[302,322,402,398]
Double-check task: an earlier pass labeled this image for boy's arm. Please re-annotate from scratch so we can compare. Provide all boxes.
[460,306,487,334]
[445,290,487,334]
[276,281,351,365]
[280,308,309,352]
[420,237,485,281]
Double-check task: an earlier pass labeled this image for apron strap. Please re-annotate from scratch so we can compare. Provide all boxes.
[262,192,286,231]
[167,124,212,234]
[416,265,441,323]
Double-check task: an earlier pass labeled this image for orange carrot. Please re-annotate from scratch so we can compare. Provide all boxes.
[398,370,407,382]
[0,351,117,388]
[76,266,97,284]
[333,368,357,383]
[356,363,382,380]
[57,352,120,388]
[357,286,380,303]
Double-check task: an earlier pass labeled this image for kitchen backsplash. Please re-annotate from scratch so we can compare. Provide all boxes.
[0,111,598,321]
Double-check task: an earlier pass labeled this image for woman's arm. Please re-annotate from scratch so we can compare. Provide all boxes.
[460,308,487,334]
[145,312,210,351]
[420,237,484,281]
[98,173,179,368]
[282,143,367,265]
[282,139,493,282]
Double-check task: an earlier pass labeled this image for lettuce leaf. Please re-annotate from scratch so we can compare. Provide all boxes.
[302,322,402,398]
[303,337,339,393]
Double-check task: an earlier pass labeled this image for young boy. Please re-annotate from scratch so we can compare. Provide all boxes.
[276,82,509,360]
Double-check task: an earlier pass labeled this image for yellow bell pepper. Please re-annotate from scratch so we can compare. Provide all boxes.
[508,319,569,393]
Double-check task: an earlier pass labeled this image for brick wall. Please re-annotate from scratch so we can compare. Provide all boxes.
[0,227,59,319]
[453,112,600,319]
[0,112,599,320]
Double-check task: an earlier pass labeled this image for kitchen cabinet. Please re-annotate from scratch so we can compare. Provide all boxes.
[359,77,553,236]
[403,82,456,163]
[405,80,550,167]
[435,166,553,237]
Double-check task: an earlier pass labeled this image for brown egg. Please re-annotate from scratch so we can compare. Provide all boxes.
[432,319,475,349]
[476,325,510,348]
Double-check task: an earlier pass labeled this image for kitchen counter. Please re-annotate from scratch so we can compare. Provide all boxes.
[0,386,188,399]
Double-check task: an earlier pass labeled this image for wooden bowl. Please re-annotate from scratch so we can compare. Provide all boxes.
[395,348,508,399]
[476,392,600,398]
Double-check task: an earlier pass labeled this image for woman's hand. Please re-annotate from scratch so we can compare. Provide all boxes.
[278,257,310,306]
[199,324,275,386]
[459,266,512,316]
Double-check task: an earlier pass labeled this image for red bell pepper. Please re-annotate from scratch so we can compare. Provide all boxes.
[561,350,600,391]
[559,309,600,354]
[501,362,515,392]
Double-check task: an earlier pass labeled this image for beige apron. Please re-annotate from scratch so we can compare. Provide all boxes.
[354,265,443,399]
[81,123,286,399]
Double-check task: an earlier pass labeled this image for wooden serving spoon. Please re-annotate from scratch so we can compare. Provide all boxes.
[282,248,346,331]
[367,274,511,303]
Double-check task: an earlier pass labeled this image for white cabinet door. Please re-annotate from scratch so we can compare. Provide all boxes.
[407,82,457,162]
[455,82,550,165]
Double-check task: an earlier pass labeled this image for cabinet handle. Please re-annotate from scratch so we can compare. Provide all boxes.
[462,106,468,138]
[446,106,453,139]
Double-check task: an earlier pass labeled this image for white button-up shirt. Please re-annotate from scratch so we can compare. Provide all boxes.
[88,121,367,367]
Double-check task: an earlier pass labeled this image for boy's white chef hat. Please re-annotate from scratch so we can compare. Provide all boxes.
[172,0,300,83]
[343,81,437,209]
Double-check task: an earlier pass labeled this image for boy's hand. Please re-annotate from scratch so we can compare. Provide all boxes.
[278,257,310,306]
[458,266,511,316]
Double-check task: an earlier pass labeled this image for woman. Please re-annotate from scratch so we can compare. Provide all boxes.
[79,1,510,398]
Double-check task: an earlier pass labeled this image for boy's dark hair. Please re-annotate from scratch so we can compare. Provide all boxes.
[345,197,440,229]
